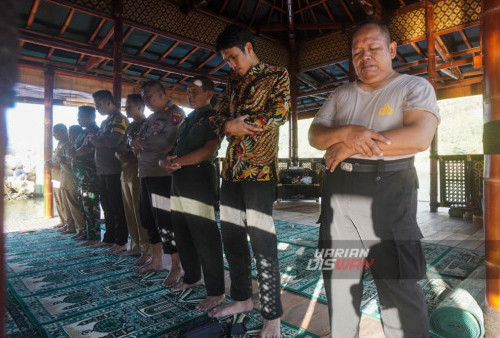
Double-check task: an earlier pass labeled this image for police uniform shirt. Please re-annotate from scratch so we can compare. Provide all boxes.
[312,74,440,161]
[95,111,128,175]
[137,102,185,178]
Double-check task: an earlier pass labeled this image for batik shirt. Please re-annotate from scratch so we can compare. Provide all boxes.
[137,102,185,177]
[95,111,128,175]
[174,104,219,162]
[73,123,99,190]
[116,116,145,181]
[210,62,290,182]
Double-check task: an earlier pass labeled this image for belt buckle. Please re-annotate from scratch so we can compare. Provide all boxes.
[340,162,353,172]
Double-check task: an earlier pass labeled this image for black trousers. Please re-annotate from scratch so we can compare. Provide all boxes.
[319,164,428,337]
[219,180,282,320]
[139,176,177,254]
[171,163,224,296]
[98,174,128,245]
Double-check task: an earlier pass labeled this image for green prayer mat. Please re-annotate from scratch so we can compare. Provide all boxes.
[223,219,485,324]
[6,228,317,337]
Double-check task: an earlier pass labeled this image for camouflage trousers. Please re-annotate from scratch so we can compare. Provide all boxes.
[78,186,101,241]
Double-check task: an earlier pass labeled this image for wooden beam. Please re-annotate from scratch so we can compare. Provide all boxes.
[249,1,261,27]
[297,74,319,90]
[339,0,355,22]
[435,76,483,89]
[259,0,287,13]
[138,34,158,55]
[60,8,75,35]
[89,18,106,43]
[178,47,199,65]
[159,41,180,61]
[219,0,229,13]
[459,29,472,50]
[26,0,41,28]
[195,53,216,70]
[236,0,247,19]
[19,29,226,83]
[294,0,326,15]
[306,0,323,35]
[208,61,227,74]
[435,35,462,79]
[482,1,500,318]
[321,0,335,21]
[259,22,343,31]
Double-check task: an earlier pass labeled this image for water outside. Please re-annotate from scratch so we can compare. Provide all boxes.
[4,197,45,221]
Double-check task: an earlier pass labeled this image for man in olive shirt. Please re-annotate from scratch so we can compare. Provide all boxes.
[90,90,129,253]
[163,76,224,311]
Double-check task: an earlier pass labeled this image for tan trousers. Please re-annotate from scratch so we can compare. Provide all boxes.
[53,185,67,225]
[61,185,85,234]
[122,177,151,254]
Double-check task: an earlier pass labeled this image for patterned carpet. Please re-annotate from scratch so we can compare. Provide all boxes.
[5,228,317,337]
[224,220,485,321]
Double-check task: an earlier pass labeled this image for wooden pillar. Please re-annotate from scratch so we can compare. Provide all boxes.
[43,68,54,218]
[482,0,500,321]
[348,29,356,82]
[112,0,123,105]
[287,0,298,165]
[0,0,17,332]
[426,1,439,212]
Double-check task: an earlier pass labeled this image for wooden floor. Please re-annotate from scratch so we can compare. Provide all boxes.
[3,200,484,337]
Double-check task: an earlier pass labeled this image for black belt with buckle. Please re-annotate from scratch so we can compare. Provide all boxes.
[339,157,414,173]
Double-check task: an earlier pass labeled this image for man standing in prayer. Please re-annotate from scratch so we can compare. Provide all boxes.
[208,25,290,338]
[308,20,440,337]
[116,94,152,265]
[90,90,129,254]
[67,106,100,245]
[131,80,184,288]
[163,76,225,311]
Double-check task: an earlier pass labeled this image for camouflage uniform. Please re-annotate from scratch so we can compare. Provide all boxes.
[73,122,100,241]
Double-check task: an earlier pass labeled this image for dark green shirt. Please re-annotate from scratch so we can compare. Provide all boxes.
[173,105,219,162]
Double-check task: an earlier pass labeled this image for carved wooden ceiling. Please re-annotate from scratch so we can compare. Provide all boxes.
[17,0,482,117]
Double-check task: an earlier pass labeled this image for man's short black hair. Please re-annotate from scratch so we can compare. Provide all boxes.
[127,94,145,107]
[353,19,392,44]
[190,75,215,92]
[92,90,115,104]
[68,125,83,135]
[53,123,67,133]
[215,24,254,53]
[78,105,96,118]
[141,80,165,93]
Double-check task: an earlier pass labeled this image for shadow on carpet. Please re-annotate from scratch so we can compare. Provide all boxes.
[223,219,485,322]
[5,228,317,337]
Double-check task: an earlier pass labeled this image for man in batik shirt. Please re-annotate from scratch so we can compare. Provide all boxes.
[208,24,290,338]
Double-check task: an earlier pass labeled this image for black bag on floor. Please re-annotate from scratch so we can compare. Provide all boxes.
[178,315,246,338]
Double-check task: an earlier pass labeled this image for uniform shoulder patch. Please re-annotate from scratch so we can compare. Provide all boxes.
[170,111,184,126]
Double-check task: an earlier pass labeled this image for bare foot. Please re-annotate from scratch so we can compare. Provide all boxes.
[54,223,65,228]
[57,226,68,233]
[72,233,85,240]
[208,299,253,318]
[120,250,141,257]
[62,229,76,234]
[196,294,225,312]
[80,240,100,246]
[134,261,163,274]
[133,254,151,266]
[260,318,281,338]
[104,244,127,254]
[170,279,201,291]
[162,268,183,287]
[93,242,113,248]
